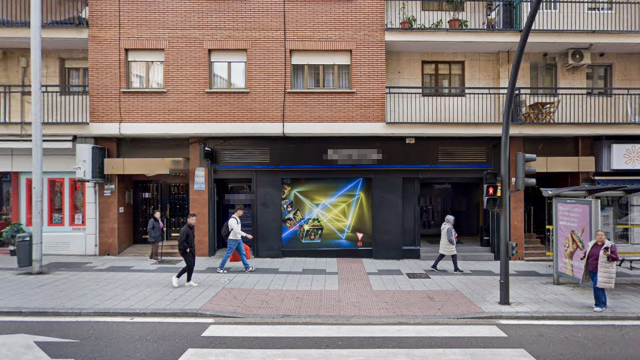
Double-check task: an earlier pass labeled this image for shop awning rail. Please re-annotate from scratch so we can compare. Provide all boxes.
[541,185,639,198]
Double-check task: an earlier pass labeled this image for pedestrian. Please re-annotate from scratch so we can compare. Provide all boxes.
[147,210,164,263]
[172,213,198,287]
[430,215,464,273]
[217,205,255,273]
[580,229,619,312]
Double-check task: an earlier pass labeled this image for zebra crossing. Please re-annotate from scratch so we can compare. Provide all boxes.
[179,325,537,360]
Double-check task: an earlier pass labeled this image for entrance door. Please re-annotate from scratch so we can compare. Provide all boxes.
[214,179,254,252]
[133,181,189,244]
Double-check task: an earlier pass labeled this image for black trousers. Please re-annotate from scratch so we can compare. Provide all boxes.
[432,253,459,271]
[176,251,195,282]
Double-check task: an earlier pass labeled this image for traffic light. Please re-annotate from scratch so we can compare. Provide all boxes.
[483,171,501,211]
[509,242,518,258]
[515,153,537,191]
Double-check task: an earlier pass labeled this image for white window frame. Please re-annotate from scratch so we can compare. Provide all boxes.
[126,50,165,89]
[210,50,248,89]
[290,51,352,90]
[62,59,89,92]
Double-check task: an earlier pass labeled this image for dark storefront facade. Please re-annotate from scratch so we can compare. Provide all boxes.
[205,137,500,259]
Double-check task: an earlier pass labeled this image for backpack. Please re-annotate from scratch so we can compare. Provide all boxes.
[221,217,239,241]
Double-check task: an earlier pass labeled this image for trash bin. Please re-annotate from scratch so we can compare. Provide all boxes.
[16,233,32,268]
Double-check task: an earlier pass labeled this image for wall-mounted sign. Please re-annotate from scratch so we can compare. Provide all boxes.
[611,144,640,170]
[194,167,205,191]
[324,149,382,165]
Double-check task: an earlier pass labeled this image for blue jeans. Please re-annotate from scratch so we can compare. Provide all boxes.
[218,239,250,270]
[589,271,607,309]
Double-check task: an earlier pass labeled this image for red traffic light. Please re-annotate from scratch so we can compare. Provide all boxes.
[487,186,495,196]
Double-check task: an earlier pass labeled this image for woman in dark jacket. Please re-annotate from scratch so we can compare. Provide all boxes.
[147,210,164,263]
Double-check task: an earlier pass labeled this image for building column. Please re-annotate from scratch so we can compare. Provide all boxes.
[189,139,209,256]
[97,138,119,256]
[509,137,525,260]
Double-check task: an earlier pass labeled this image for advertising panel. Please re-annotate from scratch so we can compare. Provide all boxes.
[281,178,372,250]
[553,198,598,282]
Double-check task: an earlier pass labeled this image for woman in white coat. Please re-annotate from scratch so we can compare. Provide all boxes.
[430,215,464,273]
[580,230,619,312]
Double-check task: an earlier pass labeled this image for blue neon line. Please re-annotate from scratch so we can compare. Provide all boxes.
[342,179,363,239]
[432,164,491,168]
[355,164,431,168]
[218,165,275,169]
[278,165,354,169]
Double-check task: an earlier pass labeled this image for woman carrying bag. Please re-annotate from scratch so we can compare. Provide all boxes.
[147,210,164,263]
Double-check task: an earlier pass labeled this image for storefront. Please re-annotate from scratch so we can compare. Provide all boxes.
[206,137,499,259]
[0,139,98,255]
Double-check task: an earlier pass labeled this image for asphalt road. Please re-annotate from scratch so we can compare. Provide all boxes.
[1,318,639,360]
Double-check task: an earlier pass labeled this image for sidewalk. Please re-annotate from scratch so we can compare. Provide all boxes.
[1,253,639,320]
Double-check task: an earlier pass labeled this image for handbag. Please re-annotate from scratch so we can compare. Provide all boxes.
[229,243,252,262]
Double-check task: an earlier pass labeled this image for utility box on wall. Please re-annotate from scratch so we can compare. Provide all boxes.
[75,144,107,181]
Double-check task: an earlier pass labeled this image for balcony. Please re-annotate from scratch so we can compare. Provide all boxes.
[386,0,640,33]
[0,0,88,27]
[386,86,640,124]
[1,85,89,124]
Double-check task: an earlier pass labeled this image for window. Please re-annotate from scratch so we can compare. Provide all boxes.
[587,0,613,12]
[48,178,65,227]
[530,63,557,94]
[25,178,32,227]
[62,59,88,92]
[127,50,165,89]
[291,51,351,90]
[421,1,464,12]
[210,50,247,89]
[422,61,465,95]
[69,179,86,227]
[587,65,612,95]
[541,0,558,11]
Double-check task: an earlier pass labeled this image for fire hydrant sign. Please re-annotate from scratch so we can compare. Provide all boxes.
[194,167,206,191]
[553,198,598,283]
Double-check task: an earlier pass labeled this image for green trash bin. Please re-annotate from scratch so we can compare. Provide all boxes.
[16,233,32,268]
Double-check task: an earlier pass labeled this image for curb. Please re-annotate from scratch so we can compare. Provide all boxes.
[1,308,639,323]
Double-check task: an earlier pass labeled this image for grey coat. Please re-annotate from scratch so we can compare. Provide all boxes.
[147,218,163,243]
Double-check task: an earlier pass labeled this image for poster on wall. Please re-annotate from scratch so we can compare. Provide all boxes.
[553,198,599,283]
[281,178,372,250]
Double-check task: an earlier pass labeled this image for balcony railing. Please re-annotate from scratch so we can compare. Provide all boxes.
[0,85,89,124]
[0,0,88,27]
[386,0,640,33]
[386,86,640,124]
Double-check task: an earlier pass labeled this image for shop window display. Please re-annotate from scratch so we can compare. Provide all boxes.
[48,179,65,226]
[0,173,13,235]
[69,179,86,226]
[26,178,32,227]
[601,195,640,244]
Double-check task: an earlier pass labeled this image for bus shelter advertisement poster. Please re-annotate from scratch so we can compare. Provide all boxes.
[281,178,372,250]
[555,199,592,282]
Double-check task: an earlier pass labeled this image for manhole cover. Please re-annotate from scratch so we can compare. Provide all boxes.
[406,273,430,279]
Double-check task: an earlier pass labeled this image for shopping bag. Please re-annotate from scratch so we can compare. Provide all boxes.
[229,243,252,262]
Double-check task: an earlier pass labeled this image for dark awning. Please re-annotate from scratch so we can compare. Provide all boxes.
[541,185,633,198]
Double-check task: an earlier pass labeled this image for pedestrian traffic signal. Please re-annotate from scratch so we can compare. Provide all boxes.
[515,153,537,192]
[509,242,518,258]
[483,184,500,211]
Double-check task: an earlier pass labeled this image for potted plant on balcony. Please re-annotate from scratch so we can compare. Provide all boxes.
[399,2,417,29]
[446,0,466,29]
[1,222,25,257]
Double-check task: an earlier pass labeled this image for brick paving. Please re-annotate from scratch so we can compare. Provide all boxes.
[201,259,483,317]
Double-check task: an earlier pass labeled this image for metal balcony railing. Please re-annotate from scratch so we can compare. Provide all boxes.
[386,0,640,33]
[0,85,89,124]
[386,86,640,124]
[0,0,88,27]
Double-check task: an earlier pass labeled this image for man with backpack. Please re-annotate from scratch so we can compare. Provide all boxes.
[217,204,255,273]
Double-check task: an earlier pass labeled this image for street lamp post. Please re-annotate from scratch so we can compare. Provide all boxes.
[30,0,43,274]
[499,0,543,305]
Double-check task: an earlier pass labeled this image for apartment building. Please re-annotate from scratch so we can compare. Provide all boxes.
[2,0,639,260]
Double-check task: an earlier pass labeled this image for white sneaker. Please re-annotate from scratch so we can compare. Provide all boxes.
[172,276,179,288]
[594,307,604,312]
[185,281,199,287]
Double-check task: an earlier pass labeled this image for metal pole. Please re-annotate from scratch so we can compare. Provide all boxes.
[499,0,543,305]
[31,0,43,274]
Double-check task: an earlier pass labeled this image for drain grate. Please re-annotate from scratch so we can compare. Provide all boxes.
[406,272,431,279]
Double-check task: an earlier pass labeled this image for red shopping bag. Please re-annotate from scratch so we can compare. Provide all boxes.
[229,243,252,262]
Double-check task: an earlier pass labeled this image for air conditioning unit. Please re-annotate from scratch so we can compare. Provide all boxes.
[565,49,591,68]
[75,144,107,181]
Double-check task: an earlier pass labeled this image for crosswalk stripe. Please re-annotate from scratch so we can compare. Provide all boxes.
[201,325,507,337]
[179,349,536,360]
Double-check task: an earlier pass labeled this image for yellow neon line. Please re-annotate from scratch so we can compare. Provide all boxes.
[546,252,554,256]
[615,225,640,229]
[546,225,554,229]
